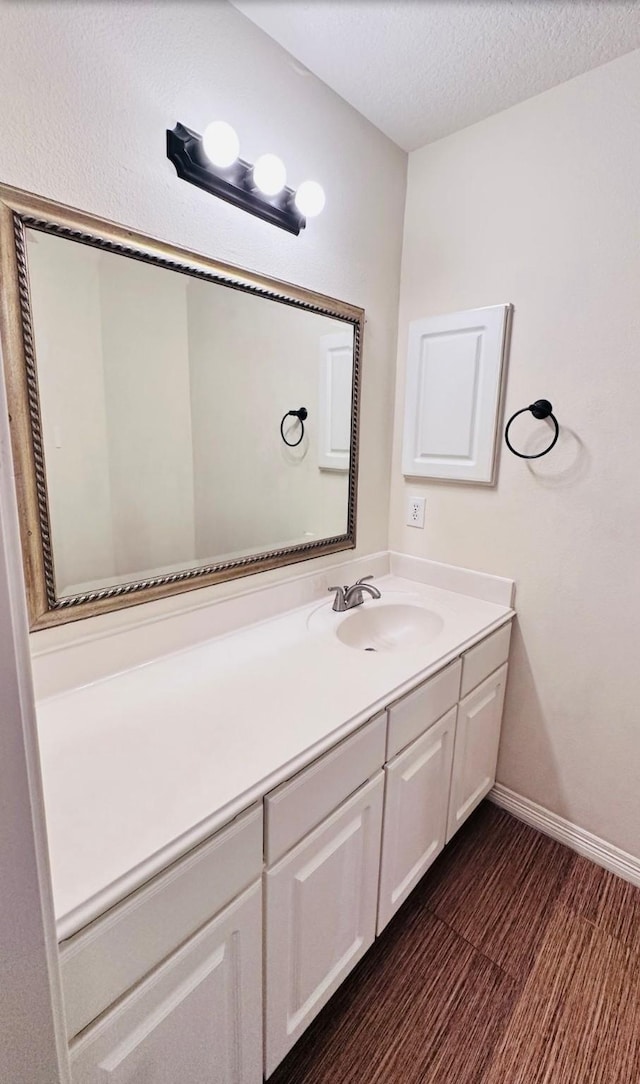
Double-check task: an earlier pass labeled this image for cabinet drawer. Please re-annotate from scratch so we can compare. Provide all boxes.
[265,713,386,865]
[460,622,512,698]
[60,804,262,1040]
[70,881,262,1084]
[387,659,461,759]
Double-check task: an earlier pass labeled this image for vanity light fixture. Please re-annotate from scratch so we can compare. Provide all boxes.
[202,121,240,168]
[294,180,326,218]
[252,153,287,196]
[166,121,325,235]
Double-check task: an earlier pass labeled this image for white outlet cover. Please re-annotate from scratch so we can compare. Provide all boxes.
[406,496,426,529]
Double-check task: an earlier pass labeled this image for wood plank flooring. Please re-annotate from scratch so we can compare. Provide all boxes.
[270,803,640,1084]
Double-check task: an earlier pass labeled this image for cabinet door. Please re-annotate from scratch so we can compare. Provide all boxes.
[378,706,456,934]
[70,881,262,1084]
[447,663,508,842]
[265,773,384,1077]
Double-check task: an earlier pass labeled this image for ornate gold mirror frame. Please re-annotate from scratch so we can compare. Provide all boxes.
[0,185,363,629]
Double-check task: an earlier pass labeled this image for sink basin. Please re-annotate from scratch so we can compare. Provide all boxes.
[307,594,445,652]
[336,603,444,652]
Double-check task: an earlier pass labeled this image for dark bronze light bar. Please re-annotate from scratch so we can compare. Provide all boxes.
[166,122,307,236]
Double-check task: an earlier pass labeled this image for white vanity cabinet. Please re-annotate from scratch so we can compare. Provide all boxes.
[56,617,513,1084]
[263,716,386,1077]
[61,806,264,1084]
[70,882,262,1084]
[378,626,511,932]
[377,660,461,932]
[447,623,511,840]
[447,662,508,841]
[378,707,457,933]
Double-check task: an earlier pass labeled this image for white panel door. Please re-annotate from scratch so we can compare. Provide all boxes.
[378,707,456,934]
[318,330,354,471]
[447,663,508,841]
[265,773,384,1077]
[70,882,262,1084]
[402,303,511,483]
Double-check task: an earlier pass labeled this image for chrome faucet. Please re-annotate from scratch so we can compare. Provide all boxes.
[328,575,381,612]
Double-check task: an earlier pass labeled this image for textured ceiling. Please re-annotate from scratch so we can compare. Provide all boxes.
[230,1,640,150]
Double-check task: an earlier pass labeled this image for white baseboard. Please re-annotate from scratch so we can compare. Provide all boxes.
[489,783,640,889]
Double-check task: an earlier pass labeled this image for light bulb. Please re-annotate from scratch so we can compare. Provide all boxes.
[294,180,325,217]
[252,153,287,196]
[202,121,240,168]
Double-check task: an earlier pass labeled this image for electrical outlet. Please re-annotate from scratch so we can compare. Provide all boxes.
[406,496,426,529]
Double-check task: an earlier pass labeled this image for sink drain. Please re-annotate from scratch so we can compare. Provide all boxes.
[364,646,377,652]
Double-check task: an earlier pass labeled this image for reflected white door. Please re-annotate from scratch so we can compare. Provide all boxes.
[318,330,353,471]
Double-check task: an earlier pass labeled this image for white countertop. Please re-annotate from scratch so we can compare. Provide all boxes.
[35,572,513,940]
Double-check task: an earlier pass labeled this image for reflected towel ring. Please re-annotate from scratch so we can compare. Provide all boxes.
[504,399,559,459]
[280,407,308,448]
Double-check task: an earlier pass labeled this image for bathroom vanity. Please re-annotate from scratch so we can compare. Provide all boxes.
[33,559,514,1082]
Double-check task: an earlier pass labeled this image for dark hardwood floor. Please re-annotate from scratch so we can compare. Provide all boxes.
[270,803,640,1084]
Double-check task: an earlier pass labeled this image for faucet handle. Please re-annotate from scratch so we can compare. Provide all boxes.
[355,575,374,585]
[328,585,348,612]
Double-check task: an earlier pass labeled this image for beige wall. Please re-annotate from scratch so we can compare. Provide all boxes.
[0,0,406,642]
[188,280,349,558]
[99,255,197,579]
[390,48,640,856]
[27,234,116,592]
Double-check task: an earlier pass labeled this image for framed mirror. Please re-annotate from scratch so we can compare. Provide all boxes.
[0,186,363,629]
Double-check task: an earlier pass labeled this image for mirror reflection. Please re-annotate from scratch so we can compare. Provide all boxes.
[25,228,355,599]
